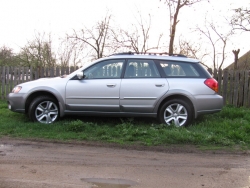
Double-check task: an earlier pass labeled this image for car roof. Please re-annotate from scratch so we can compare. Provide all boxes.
[107,52,200,63]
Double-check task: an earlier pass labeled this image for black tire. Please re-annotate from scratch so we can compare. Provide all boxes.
[28,96,59,124]
[158,99,193,127]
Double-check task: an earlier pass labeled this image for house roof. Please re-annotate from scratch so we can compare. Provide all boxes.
[225,50,250,70]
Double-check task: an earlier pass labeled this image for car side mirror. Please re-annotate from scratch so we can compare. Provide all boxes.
[76,72,84,80]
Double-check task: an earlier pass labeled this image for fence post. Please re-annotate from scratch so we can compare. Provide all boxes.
[20,67,24,83]
[66,67,69,75]
[244,70,249,107]
[35,67,39,80]
[228,70,234,105]
[218,69,222,94]
[56,67,60,76]
[50,67,54,77]
[248,75,250,108]
[41,67,44,78]
[61,67,64,76]
[0,66,2,99]
[45,67,49,77]
[10,66,13,93]
[13,67,17,88]
[30,67,33,81]
[233,70,240,107]
[25,67,29,81]
[70,66,74,74]
[6,66,10,99]
[222,69,228,106]
[1,66,5,100]
[238,71,245,106]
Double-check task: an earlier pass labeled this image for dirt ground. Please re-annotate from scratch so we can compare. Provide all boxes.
[0,137,250,188]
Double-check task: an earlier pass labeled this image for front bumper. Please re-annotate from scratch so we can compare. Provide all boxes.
[7,93,26,113]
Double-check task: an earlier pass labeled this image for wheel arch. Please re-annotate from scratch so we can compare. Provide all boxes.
[25,90,65,117]
[157,94,196,119]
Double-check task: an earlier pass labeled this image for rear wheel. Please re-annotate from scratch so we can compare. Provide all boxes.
[159,99,193,127]
[28,96,59,124]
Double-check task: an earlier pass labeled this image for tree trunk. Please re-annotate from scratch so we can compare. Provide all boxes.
[168,0,180,55]
[232,49,240,70]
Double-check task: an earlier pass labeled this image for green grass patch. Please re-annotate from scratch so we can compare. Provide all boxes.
[1,99,250,150]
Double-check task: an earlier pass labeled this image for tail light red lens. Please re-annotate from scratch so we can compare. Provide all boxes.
[204,78,218,93]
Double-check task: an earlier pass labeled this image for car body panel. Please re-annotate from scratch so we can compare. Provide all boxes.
[65,79,121,112]
[8,93,26,113]
[161,78,223,117]
[120,78,169,113]
[8,77,69,116]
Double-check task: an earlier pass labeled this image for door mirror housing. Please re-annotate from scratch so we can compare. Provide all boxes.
[76,72,84,80]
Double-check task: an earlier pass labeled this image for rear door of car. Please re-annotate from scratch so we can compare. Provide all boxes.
[119,59,169,113]
[158,60,208,95]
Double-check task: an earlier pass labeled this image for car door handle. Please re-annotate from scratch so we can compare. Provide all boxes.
[155,84,165,87]
[107,84,116,87]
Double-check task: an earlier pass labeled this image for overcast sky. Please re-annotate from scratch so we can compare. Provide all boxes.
[0,0,249,68]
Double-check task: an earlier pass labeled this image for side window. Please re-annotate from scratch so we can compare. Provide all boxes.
[124,59,160,78]
[83,59,125,79]
[160,61,200,77]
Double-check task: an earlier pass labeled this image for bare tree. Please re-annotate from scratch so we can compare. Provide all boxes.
[68,14,113,60]
[230,8,250,32]
[161,0,206,55]
[0,46,15,66]
[196,20,233,74]
[178,37,210,68]
[115,14,163,53]
[18,32,56,68]
[57,37,82,69]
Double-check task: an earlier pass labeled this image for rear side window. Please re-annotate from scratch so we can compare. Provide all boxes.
[124,59,160,78]
[159,61,200,77]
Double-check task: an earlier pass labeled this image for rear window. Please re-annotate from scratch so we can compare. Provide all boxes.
[159,61,200,77]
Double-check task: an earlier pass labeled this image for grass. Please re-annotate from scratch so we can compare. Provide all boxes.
[1,99,250,151]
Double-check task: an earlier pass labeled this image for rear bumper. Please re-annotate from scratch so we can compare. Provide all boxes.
[194,94,223,117]
[7,93,26,113]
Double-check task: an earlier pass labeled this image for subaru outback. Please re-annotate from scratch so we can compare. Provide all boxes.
[8,52,223,127]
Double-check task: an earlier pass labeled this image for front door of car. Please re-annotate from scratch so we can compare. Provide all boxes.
[120,59,169,113]
[65,59,125,112]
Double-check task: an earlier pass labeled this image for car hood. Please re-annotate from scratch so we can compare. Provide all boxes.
[18,76,69,89]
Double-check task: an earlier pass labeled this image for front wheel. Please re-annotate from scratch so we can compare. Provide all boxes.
[28,96,59,124]
[158,99,193,127]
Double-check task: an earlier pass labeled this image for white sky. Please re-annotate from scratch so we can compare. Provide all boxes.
[0,0,249,68]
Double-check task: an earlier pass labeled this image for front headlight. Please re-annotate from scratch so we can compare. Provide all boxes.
[12,86,22,93]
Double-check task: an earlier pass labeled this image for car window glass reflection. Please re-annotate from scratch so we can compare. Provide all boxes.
[83,60,125,79]
[124,59,160,78]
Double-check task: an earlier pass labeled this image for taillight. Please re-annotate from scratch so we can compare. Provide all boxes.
[204,78,218,92]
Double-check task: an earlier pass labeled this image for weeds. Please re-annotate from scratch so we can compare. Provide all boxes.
[1,100,250,150]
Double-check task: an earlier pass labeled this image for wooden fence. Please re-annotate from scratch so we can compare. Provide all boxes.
[1,66,250,108]
[0,66,78,100]
[217,69,250,108]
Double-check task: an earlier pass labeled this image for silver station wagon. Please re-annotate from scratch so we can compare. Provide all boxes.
[8,52,223,127]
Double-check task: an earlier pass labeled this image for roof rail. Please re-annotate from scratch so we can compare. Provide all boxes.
[111,52,187,58]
